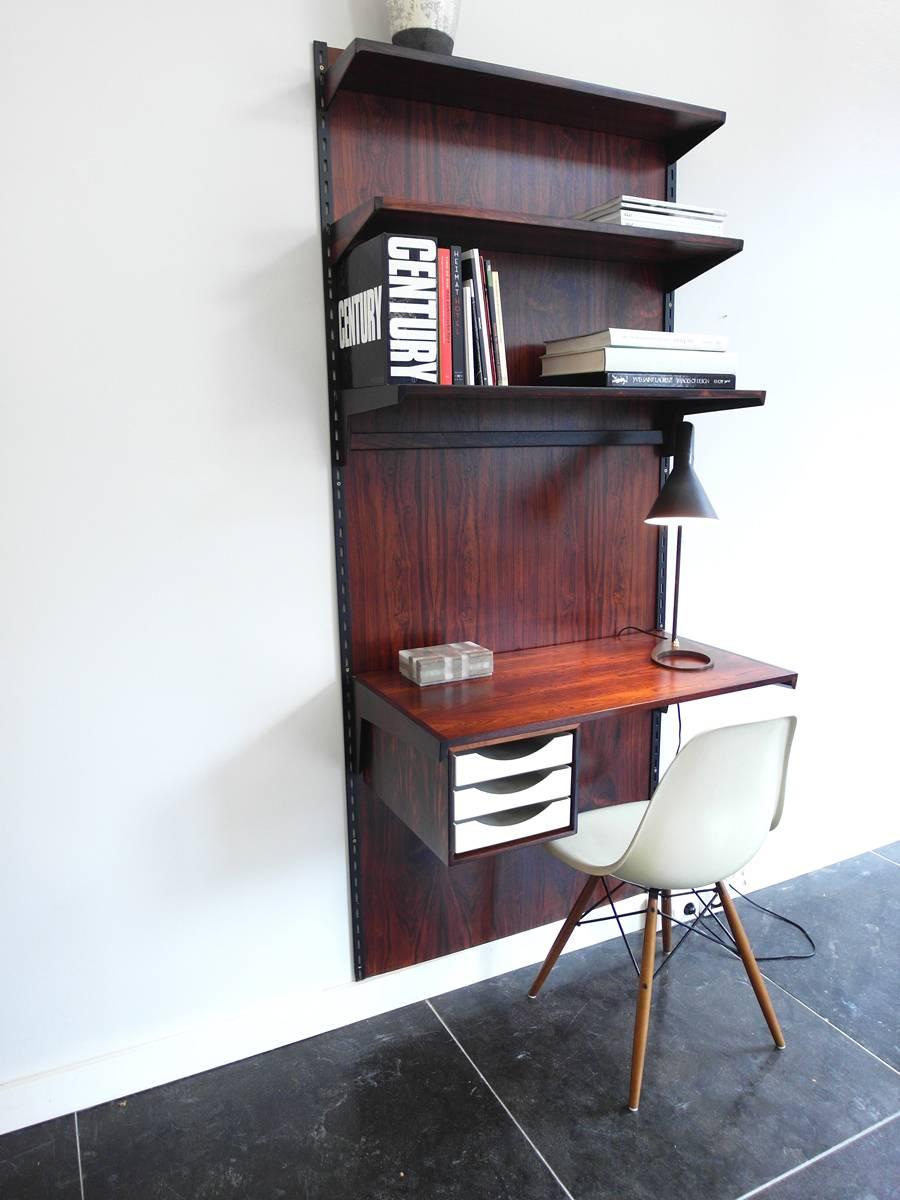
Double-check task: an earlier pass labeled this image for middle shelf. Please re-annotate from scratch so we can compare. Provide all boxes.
[330,196,744,291]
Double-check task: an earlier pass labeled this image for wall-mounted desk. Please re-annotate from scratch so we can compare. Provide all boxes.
[356,635,796,867]
[314,39,796,979]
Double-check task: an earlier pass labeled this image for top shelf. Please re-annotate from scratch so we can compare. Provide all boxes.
[324,40,726,161]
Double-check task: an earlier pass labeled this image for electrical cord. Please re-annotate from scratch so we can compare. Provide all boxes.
[614,629,815,962]
[712,884,817,962]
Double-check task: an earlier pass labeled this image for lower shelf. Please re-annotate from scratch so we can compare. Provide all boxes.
[342,384,766,454]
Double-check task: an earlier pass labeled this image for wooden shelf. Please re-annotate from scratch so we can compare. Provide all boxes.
[355,634,797,756]
[330,197,743,291]
[342,384,765,450]
[324,39,726,161]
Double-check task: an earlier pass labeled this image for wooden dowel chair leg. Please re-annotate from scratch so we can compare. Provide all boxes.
[628,889,659,1112]
[716,881,785,1049]
[661,889,672,953]
[528,876,601,999]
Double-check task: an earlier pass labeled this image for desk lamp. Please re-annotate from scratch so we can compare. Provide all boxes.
[644,420,718,670]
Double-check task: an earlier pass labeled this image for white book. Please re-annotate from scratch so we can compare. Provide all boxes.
[462,280,475,385]
[540,347,738,376]
[491,270,510,386]
[595,212,726,236]
[578,204,724,223]
[574,194,727,221]
[544,328,728,356]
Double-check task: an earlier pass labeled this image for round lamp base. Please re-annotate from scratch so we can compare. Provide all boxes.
[650,639,713,671]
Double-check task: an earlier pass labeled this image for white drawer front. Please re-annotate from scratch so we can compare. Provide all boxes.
[453,766,572,822]
[453,797,572,856]
[453,732,573,787]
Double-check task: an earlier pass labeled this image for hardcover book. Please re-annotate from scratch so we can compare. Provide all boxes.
[602,372,736,389]
[450,245,465,384]
[540,347,738,376]
[544,328,728,356]
[336,233,439,388]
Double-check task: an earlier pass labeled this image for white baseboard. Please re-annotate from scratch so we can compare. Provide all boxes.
[0,898,644,1137]
[3,841,889,1137]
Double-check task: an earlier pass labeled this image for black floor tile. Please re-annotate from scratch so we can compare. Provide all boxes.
[431,930,900,1200]
[753,1113,900,1199]
[77,1001,560,1200]
[0,1115,81,1199]
[736,852,900,1068]
[875,840,900,866]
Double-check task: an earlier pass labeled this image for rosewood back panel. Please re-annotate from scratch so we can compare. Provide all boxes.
[326,55,668,977]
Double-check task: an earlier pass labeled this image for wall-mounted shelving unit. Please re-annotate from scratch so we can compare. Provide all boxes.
[314,38,791,981]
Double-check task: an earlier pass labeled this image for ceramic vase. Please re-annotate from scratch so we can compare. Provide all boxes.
[386,0,461,55]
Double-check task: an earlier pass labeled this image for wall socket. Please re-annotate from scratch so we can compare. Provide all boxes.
[731,869,751,894]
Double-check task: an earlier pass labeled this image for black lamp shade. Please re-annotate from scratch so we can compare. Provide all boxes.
[644,421,718,524]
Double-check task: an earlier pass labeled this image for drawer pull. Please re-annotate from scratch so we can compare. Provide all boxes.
[475,735,553,761]
[453,732,573,787]
[466,768,552,795]
[474,801,550,826]
[452,766,572,822]
[453,796,573,856]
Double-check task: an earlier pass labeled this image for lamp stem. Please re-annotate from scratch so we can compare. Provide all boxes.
[671,525,683,646]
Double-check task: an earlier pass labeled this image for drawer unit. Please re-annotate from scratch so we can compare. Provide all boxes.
[363,722,578,865]
[453,797,573,856]
[452,732,574,788]
[452,765,572,822]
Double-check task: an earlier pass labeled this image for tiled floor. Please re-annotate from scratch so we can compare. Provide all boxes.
[3,844,898,1199]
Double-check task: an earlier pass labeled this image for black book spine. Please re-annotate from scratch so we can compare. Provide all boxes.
[470,287,484,385]
[450,246,465,385]
[601,372,736,389]
[484,260,504,387]
[336,233,439,388]
[462,257,489,385]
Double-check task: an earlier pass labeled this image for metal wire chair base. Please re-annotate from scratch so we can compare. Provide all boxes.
[575,878,741,978]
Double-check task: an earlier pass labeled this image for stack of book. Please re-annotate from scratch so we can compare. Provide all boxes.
[540,328,736,389]
[336,233,509,389]
[574,195,726,236]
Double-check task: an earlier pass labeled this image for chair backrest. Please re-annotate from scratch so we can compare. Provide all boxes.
[615,716,797,890]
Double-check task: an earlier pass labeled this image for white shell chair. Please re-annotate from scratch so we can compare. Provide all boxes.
[529,716,797,1111]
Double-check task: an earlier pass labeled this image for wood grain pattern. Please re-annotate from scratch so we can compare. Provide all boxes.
[356,709,647,972]
[364,729,449,865]
[344,449,660,673]
[357,634,798,746]
[325,40,725,160]
[326,67,668,975]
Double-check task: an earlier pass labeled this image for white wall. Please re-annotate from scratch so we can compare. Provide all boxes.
[1,0,897,1135]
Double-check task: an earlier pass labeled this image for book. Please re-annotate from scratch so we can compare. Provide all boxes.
[449,245,465,385]
[484,259,506,387]
[438,248,451,385]
[461,249,494,385]
[462,280,475,384]
[544,328,728,356]
[479,254,497,383]
[540,347,738,376]
[337,232,438,387]
[491,270,510,386]
[593,212,726,236]
[574,194,727,221]
[597,372,735,389]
